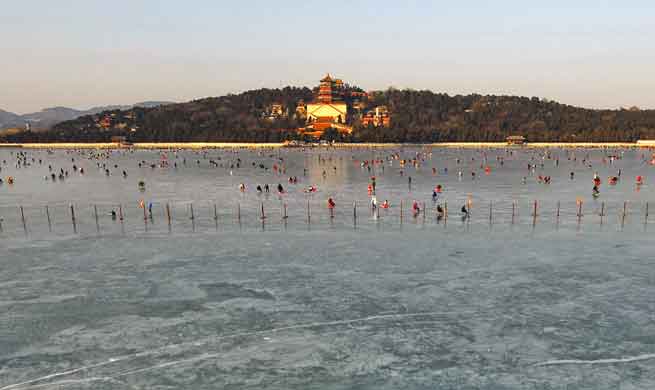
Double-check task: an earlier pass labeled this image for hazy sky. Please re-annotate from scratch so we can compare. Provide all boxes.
[1,0,654,113]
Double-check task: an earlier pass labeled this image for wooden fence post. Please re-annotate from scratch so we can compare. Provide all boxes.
[45,205,52,232]
[166,203,172,231]
[213,203,218,229]
[307,199,311,224]
[70,204,77,233]
[190,203,195,231]
[532,200,538,226]
[20,205,27,233]
[94,204,99,233]
[511,201,516,224]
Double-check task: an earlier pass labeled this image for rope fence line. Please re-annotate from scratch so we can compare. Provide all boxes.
[0,198,652,237]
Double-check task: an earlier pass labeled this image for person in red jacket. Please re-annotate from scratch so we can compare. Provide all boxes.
[327,197,336,218]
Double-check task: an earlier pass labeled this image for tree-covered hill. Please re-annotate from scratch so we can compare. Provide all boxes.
[3,86,655,143]
[358,90,655,142]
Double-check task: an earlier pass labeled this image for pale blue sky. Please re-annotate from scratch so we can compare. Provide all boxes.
[1,0,654,113]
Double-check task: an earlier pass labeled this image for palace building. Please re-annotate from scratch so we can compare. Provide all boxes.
[297,73,381,138]
[295,99,307,119]
[304,74,350,134]
[362,106,391,127]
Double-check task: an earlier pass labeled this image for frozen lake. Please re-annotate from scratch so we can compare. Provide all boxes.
[1,146,654,389]
[0,146,653,236]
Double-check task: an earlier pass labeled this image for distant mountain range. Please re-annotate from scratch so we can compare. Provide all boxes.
[0,101,174,130]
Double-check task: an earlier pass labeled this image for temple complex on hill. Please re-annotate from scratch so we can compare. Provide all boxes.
[302,74,351,137]
[259,73,392,138]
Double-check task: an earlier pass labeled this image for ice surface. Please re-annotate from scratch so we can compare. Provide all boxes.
[0,147,654,389]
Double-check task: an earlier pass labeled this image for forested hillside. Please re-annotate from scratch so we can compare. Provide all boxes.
[4,87,655,143]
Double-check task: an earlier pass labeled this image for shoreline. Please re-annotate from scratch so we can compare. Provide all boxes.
[0,141,654,149]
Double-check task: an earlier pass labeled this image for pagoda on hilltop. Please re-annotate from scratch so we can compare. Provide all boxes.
[301,73,352,138]
[317,73,343,103]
